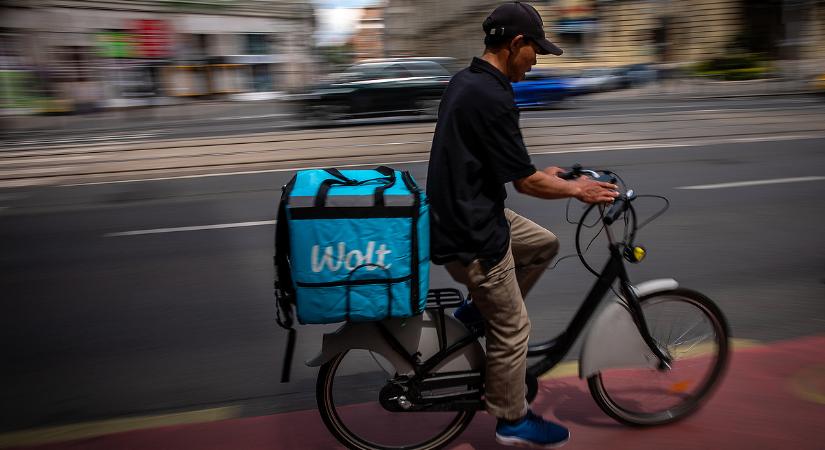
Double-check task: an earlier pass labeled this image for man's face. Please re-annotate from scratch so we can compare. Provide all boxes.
[506,36,539,82]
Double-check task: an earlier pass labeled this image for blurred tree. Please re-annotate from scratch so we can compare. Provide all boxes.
[318,43,356,68]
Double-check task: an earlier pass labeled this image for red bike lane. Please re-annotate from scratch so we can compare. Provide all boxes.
[5,335,824,450]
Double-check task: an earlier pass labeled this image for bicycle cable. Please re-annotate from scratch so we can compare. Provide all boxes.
[634,195,670,230]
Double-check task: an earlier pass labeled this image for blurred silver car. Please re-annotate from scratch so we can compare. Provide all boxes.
[568,68,621,94]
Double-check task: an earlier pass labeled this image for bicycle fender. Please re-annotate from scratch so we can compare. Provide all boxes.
[306,311,485,375]
[579,278,679,379]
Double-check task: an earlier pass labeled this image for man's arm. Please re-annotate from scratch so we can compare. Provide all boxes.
[513,166,619,203]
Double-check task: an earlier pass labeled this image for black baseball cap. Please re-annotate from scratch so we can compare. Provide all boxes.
[483,1,563,56]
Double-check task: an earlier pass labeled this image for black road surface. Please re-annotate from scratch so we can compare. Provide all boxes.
[2,98,824,433]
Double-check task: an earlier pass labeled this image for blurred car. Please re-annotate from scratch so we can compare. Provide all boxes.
[610,64,659,89]
[624,63,659,86]
[610,66,633,89]
[512,69,575,108]
[293,58,452,120]
[568,68,621,94]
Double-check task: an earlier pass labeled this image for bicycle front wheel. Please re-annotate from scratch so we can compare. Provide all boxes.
[317,349,475,450]
[588,288,730,426]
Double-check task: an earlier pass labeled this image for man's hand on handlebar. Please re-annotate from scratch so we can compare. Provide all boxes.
[572,177,619,204]
[546,165,619,204]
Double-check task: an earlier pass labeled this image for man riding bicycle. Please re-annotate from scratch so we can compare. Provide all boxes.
[426,2,618,447]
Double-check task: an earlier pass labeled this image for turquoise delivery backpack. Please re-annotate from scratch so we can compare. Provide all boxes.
[274,167,430,380]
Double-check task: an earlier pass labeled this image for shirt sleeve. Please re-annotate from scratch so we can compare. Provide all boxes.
[481,106,536,184]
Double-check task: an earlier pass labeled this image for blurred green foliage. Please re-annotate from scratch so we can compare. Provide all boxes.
[318,43,356,68]
[694,54,773,81]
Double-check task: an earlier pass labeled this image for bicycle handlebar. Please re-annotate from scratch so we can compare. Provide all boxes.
[558,165,624,225]
[603,190,635,225]
[558,164,582,180]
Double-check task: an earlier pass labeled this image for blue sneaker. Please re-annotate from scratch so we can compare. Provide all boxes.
[495,410,570,448]
[453,298,485,333]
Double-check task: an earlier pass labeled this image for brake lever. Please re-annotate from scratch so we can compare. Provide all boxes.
[559,164,616,184]
[558,163,582,180]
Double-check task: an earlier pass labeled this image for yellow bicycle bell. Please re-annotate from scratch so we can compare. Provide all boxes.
[624,245,646,263]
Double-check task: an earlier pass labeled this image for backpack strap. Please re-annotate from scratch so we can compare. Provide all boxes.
[373,166,397,207]
[316,167,397,207]
[323,167,350,181]
[274,179,297,382]
[374,165,394,177]
[315,169,359,207]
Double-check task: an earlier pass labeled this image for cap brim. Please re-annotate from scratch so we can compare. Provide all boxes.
[535,38,563,56]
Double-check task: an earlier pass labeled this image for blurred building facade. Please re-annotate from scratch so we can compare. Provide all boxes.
[382,0,825,73]
[352,5,386,60]
[0,0,314,115]
[384,0,501,64]
[533,0,743,67]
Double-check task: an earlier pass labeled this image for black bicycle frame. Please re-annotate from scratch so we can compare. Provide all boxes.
[374,242,671,387]
[525,243,671,378]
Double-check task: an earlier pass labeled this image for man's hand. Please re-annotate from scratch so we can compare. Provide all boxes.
[545,165,618,203]
[571,177,619,204]
[514,166,619,202]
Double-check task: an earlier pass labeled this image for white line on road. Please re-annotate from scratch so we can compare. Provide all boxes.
[6,133,160,146]
[521,102,825,122]
[56,133,825,187]
[214,113,290,121]
[729,135,813,143]
[104,177,825,236]
[63,159,432,187]
[105,220,276,237]
[534,142,693,155]
[676,176,825,190]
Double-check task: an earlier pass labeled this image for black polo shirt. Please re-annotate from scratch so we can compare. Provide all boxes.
[427,57,536,265]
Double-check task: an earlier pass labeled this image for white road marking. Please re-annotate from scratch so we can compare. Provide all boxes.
[214,113,290,121]
[105,220,276,237]
[729,134,813,143]
[533,142,693,155]
[5,133,161,147]
[676,176,825,190]
[51,132,825,187]
[354,140,430,147]
[521,102,825,122]
[62,159,432,186]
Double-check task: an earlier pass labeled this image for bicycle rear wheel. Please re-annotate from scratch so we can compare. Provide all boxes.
[317,349,475,450]
[587,288,729,426]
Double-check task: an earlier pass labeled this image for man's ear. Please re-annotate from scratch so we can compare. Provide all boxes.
[510,34,526,52]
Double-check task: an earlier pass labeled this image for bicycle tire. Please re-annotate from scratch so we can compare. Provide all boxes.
[317,350,475,450]
[587,288,730,426]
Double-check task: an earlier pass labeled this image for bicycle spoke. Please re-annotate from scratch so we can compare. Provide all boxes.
[320,349,473,449]
[670,317,702,348]
[591,291,728,425]
[369,350,396,378]
[672,334,713,357]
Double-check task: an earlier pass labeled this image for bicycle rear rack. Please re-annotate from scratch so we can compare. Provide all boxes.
[425,288,466,352]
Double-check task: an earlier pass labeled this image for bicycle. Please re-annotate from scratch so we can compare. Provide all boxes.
[305,166,730,450]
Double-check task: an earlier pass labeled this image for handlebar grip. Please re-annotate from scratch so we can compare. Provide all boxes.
[604,197,627,225]
[558,163,582,180]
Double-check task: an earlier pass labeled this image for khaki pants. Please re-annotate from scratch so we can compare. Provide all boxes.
[445,209,559,420]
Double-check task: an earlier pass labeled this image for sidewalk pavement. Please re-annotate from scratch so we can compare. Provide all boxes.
[2,335,823,450]
[1,78,816,136]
